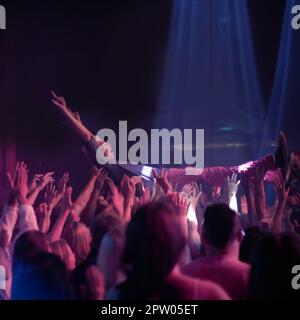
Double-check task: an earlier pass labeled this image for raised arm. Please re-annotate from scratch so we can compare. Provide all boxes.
[47,187,73,243]
[227,174,240,214]
[72,167,104,217]
[51,91,95,142]
[272,172,290,233]
[81,169,108,226]
[27,172,54,206]
[254,167,267,222]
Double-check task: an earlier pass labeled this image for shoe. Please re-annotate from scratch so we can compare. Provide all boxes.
[274,131,288,179]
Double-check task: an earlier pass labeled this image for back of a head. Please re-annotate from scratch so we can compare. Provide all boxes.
[121,200,186,299]
[13,230,49,272]
[97,227,126,290]
[90,211,123,251]
[12,252,71,300]
[66,222,91,265]
[203,203,238,251]
[249,232,300,299]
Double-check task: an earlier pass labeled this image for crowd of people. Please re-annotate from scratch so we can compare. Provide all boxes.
[0,92,300,300]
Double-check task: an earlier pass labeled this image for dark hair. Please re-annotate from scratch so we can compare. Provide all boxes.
[248,232,300,299]
[12,252,72,300]
[203,203,238,250]
[119,200,186,299]
[12,230,49,273]
[239,227,263,264]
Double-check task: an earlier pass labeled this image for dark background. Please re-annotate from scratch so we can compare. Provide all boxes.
[0,0,287,194]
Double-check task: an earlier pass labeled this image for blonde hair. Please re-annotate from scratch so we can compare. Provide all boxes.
[66,222,91,265]
[50,239,73,266]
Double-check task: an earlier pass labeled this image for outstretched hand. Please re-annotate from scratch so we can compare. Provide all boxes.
[51,91,68,111]
[153,169,173,195]
[181,182,202,210]
[227,173,240,194]
[57,172,70,196]
[15,162,29,205]
[167,192,189,217]
[38,172,55,190]
[61,186,73,212]
[51,91,82,123]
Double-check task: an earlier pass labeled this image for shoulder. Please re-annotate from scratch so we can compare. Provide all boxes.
[195,279,231,300]
[181,257,206,275]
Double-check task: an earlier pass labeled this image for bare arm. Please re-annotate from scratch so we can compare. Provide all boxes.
[27,172,54,206]
[121,175,136,223]
[73,168,104,217]
[47,187,72,243]
[272,173,290,233]
[36,203,52,234]
[244,179,256,226]
[81,169,108,226]
[227,174,240,213]
[51,91,95,142]
[254,167,267,222]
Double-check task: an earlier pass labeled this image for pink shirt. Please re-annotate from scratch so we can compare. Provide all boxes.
[182,255,250,299]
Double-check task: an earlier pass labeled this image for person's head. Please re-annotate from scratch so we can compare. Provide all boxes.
[66,222,91,266]
[12,230,50,273]
[248,232,300,299]
[97,226,126,290]
[50,239,76,271]
[121,200,186,299]
[72,265,104,300]
[12,252,72,300]
[90,211,123,254]
[202,203,242,256]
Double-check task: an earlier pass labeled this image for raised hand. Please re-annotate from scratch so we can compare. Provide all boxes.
[15,162,29,205]
[95,168,108,187]
[38,172,55,190]
[57,172,70,196]
[240,195,248,215]
[35,202,52,233]
[107,179,124,217]
[61,186,73,212]
[153,169,173,195]
[51,91,68,111]
[130,176,142,186]
[121,175,136,201]
[7,161,24,193]
[181,183,195,200]
[181,182,202,210]
[44,183,59,212]
[168,192,189,217]
[26,171,54,206]
[28,174,43,193]
[227,173,240,195]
